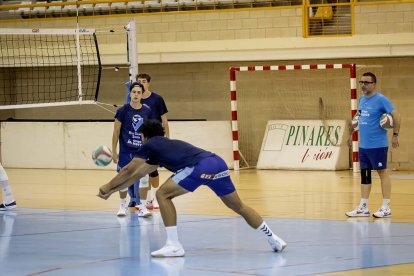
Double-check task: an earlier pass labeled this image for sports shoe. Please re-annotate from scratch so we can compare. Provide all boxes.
[146,200,154,211]
[151,243,185,257]
[135,204,152,218]
[0,201,17,211]
[153,199,159,209]
[128,201,136,208]
[345,205,370,217]
[268,237,287,252]
[373,207,392,218]
[117,202,128,217]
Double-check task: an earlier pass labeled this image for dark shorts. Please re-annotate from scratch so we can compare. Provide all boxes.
[171,155,236,197]
[118,152,135,172]
[149,170,159,178]
[359,147,388,170]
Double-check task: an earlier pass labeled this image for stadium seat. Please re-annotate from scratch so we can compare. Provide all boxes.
[198,0,216,9]
[32,1,47,17]
[79,3,94,15]
[47,0,62,17]
[178,0,197,10]
[217,0,234,8]
[163,0,179,11]
[94,2,110,14]
[15,1,32,18]
[127,1,144,13]
[311,6,333,20]
[111,2,127,13]
[144,0,161,12]
[62,0,78,16]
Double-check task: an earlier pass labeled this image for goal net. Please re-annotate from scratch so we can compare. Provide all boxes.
[0,28,101,109]
[229,64,358,171]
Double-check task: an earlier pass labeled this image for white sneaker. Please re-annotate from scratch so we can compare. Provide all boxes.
[117,202,127,217]
[136,204,152,218]
[153,198,159,209]
[345,205,370,217]
[151,243,185,257]
[268,236,287,252]
[373,207,392,218]
[0,201,17,211]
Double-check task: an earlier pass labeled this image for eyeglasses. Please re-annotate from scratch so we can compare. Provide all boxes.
[359,81,374,85]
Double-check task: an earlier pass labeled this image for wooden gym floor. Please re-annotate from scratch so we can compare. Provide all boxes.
[1,168,414,275]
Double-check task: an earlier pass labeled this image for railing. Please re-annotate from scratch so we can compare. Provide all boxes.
[304,1,353,37]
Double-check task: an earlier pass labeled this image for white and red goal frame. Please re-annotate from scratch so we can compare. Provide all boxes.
[229,63,359,172]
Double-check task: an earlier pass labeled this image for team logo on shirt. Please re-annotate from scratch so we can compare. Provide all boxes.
[132,115,144,131]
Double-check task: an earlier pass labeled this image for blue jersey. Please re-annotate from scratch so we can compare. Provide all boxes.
[358,93,395,149]
[135,136,214,172]
[115,104,151,154]
[125,82,168,122]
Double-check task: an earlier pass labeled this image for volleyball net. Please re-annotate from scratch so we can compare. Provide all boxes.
[0,27,102,109]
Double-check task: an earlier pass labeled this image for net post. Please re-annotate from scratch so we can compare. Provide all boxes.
[76,25,83,102]
[126,20,138,83]
[93,33,102,102]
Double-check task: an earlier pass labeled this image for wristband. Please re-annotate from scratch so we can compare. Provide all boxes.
[393,133,398,137]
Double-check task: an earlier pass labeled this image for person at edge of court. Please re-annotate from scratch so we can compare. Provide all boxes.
[0,163,17,211]
[346,72,401,218]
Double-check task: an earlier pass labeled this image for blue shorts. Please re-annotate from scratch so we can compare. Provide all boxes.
[171,155,236,197]
[359,147,388,170]
[117,152,139,172]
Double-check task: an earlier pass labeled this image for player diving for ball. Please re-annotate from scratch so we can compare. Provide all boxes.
[98,120,287,257]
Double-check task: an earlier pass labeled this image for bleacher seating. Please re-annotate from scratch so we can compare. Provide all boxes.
[1,0,302,19]
[47,0,62,17]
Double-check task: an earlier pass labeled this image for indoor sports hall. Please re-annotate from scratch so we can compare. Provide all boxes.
[1,1,414,275]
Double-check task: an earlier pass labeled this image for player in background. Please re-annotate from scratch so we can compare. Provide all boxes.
[0,163,17,211]
[113,82,151,217]
[98,120,287,257]
[126,73,169,210]
[346,72,401,218]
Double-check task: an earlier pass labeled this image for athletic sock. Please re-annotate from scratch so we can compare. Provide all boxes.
[256,221,281,241]
[165,226,180,246]
[359,198,368,208]
[382,198,390,209]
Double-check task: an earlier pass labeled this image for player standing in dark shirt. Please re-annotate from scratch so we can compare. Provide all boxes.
[112,82,151,217]
[126,73,169,210]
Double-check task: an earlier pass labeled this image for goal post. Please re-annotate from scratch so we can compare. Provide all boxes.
[229,63,359,172]
[0,27,101,109]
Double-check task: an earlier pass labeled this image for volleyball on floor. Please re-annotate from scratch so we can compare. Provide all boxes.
[352,113,359,131]
[380,113,393,129]
[92,145,113,166]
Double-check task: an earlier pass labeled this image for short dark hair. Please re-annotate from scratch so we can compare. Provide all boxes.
[136,73,151,83]
[362,72,377,83]
[130,82,145,93]
[139,120,165,138]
